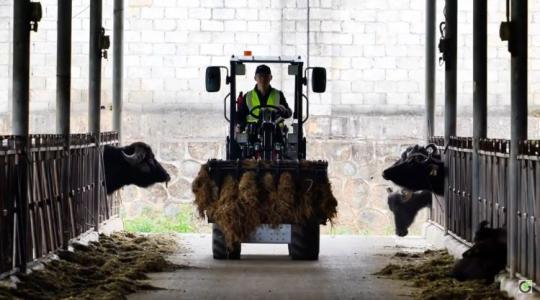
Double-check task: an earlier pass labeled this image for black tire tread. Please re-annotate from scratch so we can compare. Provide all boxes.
[289,222,320,260]
[212,224,241,260]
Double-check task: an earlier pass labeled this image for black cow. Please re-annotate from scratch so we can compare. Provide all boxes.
[451,221,507,283]
[473,220,505,243]
[382,144,444,196]
[386,188,432,237]
[103,142,170,194]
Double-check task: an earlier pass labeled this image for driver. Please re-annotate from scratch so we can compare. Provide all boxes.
[236,64,292,132]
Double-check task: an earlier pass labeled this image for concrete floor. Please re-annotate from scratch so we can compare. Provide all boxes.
[129,234,432,300]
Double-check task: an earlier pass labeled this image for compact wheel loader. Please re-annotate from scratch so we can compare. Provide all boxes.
[193,55,337,260]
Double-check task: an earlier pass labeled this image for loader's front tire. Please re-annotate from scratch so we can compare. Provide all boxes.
[289,222,319,260]
[212,224,241,260]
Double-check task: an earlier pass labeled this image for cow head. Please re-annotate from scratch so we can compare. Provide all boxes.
[382,144,444,195]
[473,221,507,244]
[386,188,432,237]
[103,142,170,194]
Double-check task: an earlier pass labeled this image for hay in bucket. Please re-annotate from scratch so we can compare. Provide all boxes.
[276,172,298,223]
[318,175,338,222]
[192,160,338,247]
[191,164,218,218]
[260,172,282,227]
[237,171,261,240]
[211,175,242,248]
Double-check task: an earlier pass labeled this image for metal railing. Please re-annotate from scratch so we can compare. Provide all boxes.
[0,132,119,274]
[429,136,446,227]
[478,139,508,231]
[429,136,538,285]
[517,140,539,283]
[447,137,473,242]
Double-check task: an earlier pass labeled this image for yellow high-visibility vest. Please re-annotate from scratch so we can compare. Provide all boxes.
[246,88,280,123]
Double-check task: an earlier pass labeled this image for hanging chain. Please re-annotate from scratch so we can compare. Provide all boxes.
[438,4,448,66]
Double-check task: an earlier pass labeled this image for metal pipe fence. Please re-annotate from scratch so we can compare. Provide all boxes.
[0,132,118,274]
[447,137,473,242]
[517,140,539,283]
[429,136,539,285]
[478,139,508,230]
[429,136,445,227]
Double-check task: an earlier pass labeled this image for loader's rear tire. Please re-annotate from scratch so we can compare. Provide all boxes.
[212,224,241,260]
[289,222,319,260]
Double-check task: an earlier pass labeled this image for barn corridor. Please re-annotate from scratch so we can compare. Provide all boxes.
[129,235,430,300]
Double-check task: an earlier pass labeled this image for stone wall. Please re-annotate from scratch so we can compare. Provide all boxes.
[2,0,540,234]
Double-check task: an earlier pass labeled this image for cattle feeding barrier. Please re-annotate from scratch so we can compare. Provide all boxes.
[0,132,119,275]
[429,136,538,287]
[516,140,540,284]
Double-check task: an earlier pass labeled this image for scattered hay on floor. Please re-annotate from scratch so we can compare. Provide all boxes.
[0,232,185,300]
[375,250,511,300]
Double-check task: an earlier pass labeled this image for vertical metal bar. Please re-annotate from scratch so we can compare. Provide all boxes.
[229,60,236,160]
[508,0,528,277]
[57,0,71,136]
[535,159,540,284]
[425,0,436,224]
[12,1,30,137]
[296,62,304,159]
[89,0,102,135]
[444,0,458,234]
[472,0,487,240]
[444,0,458,143]
[57,0,72,249]
[425,0,436,139]
[89,0,102,231]
[527,160,534,278]
[12,0,31,273]
[113,0,124,144]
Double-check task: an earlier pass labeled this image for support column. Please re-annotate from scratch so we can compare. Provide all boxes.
[12,0,31,272]
[472,0,487,240]
[12,1,31,136]
[89,0,102,136]
[113,0,124,144]
[57,0,73,249]
[444,0,458,234]
[425,0,436,140]
[508,0,528,277]
[89,0,103,230]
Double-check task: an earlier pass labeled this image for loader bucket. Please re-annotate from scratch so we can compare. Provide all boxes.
[192,159,338,246]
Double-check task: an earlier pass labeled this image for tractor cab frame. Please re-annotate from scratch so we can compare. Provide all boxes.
[205,56,328,260]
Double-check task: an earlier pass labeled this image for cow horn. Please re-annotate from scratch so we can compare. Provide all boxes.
[121,148,144,165]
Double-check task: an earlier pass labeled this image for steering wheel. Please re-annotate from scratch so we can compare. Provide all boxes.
[248,104,281,119]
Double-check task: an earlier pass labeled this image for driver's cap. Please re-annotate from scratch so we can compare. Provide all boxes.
[255,64,271,75]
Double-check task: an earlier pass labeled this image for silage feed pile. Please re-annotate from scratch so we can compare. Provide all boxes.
[375,250,511,300]
[192,160,338,247]
[0,232,184,300]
